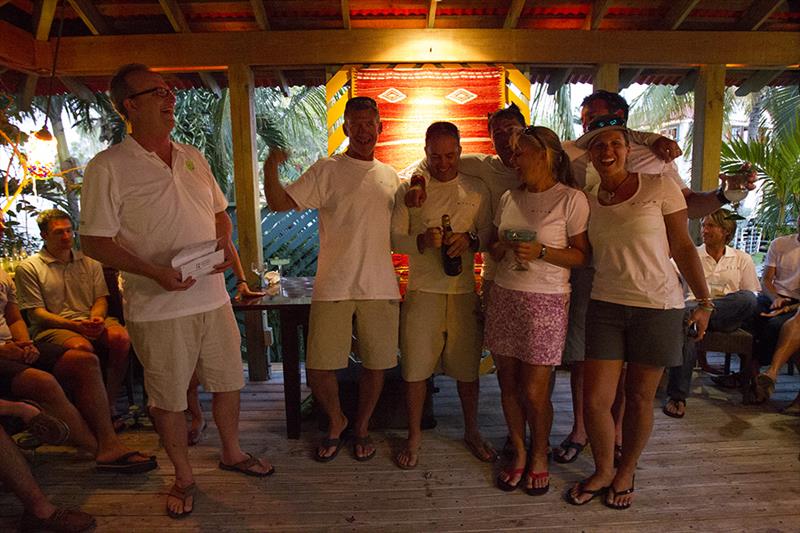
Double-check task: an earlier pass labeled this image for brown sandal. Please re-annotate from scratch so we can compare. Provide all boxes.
[19,507,96,532]
[166,482,197,519]
[219,453,275,477]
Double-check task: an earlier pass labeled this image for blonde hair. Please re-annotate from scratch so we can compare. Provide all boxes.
[512,126,576,188]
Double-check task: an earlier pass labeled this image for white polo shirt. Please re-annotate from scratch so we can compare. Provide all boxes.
[688,245,760,299]
[286,153,400,301]
[80,136,230,322]
[391,173,492,294]
[764,234,800,299]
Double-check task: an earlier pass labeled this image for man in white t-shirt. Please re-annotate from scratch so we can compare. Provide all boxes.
[751,218,800,373]
[80,64,272,519]
[391,122,493,469]
[664,209,759,418]
[264,96,400,463]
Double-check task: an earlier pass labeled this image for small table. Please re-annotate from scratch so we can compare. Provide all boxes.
[232,277,314,439]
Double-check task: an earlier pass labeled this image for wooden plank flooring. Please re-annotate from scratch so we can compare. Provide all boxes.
[2,359,799,532]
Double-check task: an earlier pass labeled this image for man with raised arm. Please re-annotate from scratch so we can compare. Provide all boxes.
[263,96,401,463]
[80,64,272,520]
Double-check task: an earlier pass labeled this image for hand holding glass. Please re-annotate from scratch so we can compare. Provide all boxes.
[504,229,536,271]
[723,164,751,204]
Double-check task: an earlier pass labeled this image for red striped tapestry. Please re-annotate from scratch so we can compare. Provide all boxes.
[351,67,505,170]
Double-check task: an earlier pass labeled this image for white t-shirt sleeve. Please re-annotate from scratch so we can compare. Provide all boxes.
[660,175,687,215]
[390,181,418,255]
[493,190,511,228]
[566,190,590,237]
[192,150,228,213]
[629,130,663,146]
[739,254,761,292]
[285,160,326,210]
[91,260,111,299]
[80,156,122,238]
[764,240,779,267]
[663,160,687,189]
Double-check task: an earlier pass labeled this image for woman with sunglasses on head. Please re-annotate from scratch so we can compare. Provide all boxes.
[565,117,711,510]
[485,126,589,496]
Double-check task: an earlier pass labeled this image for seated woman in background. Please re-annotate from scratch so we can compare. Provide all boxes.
[565,117,711,510]
[485,126,589,496]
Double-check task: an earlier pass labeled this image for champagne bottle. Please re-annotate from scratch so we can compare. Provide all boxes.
[441,214,462,277]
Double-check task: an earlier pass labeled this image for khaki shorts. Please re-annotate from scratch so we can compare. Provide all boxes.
[127,304,244,412]
[35,317,124,346]
[400,291,482,382]
[306,300,399,371]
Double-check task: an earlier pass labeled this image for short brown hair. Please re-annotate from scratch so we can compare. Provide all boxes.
[344,96,380,118]
[425,121,460,144]
[109,63,151,119]
[36,209,72,234]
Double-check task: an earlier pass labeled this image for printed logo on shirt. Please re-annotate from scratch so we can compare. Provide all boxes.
[185,160,195,172]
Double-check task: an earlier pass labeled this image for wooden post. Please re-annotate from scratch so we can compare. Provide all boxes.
[228,63,268,381]
[690,64,726,241]
[593,63,619,93]
[691,64,726,192]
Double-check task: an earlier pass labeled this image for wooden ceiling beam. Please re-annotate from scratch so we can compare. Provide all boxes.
[734,69,784,96]
[66,0,111,35]
[250,0,271,31]
[17,29,800,76]
[662,0,701,30]
[427,0,437,29]
[158,0,191,33]
[583,0,611,31]
[32,0,58,41]
[735,0,785,31]
[341,0,351,30]
[504,0,526,30]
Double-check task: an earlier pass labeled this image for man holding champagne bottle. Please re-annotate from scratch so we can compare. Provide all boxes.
[391,122,493,468]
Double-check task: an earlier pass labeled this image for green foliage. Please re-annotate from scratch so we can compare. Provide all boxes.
[721,127,800,239]
[761,86,800,142]
[530,83,574,141]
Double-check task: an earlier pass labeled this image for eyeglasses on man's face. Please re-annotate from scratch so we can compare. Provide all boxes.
[127,87,174,100]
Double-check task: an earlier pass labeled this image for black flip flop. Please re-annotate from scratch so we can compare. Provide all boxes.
[96,451,158,474]
[662,398,686,419]
[554,440,586,464]
[314,436,345,463]
[353,435,376,462]
[605,481,635,510]
[564,479,607,505]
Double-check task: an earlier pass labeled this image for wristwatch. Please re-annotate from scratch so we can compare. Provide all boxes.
[537,244,547,259]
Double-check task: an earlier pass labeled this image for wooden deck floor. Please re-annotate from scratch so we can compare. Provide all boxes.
[2,359,799,532]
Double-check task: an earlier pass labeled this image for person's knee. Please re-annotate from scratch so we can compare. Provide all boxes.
[64,336,94,353]
[60,349,102,376]
[106,327,131,354]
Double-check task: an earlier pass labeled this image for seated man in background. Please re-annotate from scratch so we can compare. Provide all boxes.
[751,218,800,372]
[664,209,759,418]
[15,209,131,420]
[0,220,156,474]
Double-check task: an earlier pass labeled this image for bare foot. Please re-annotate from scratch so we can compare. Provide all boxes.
[464,432,497,462]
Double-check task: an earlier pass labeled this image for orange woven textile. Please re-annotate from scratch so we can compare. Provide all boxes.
[351,67,505,170]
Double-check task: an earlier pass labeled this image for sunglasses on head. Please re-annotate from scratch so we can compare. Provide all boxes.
[588,115,626,131]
